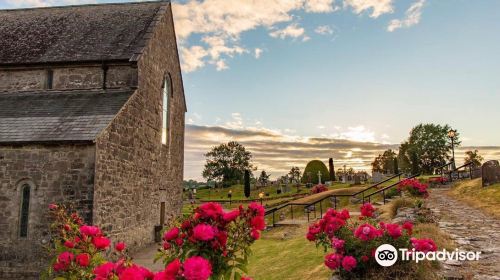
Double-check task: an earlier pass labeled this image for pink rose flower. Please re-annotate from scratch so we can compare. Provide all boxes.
[354,223,380,241]
[193,224,216,241]
[92,236,111,249]
[165,259,181,276]
[360,203,375,218]
[248,202,265,216]
[223,209,240,222]
[75,253,90,267]
[197,202,224,220]
[163,227,180,241]
[250,216,266,231]
[64,240,75,248]
[93,262,115,279]
[250,229,261,240]
[385,223,402,239]
[402,221,413,235]
[411,238,437,253]
[80,225,101,237]
[57,251,74,266]
[183,256,212,280]
[324,253,343,270]
[48,203,58,210]
[341,256,357,272]
[115,242,126,252]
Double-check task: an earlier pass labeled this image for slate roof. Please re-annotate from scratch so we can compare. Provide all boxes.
[0,1,168,65]
[0,90,134,143]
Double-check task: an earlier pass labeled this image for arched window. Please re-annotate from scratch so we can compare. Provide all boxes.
[19,184,31,237]
[162,73,173,145]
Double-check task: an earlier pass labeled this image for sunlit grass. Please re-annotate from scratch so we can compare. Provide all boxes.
[247,226,330,280]
[448,178,500,218]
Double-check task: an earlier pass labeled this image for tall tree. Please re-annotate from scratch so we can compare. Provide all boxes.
[258,170,270,187]
[393,158,399,174]
[328,158,336,181]
[288,166,301,183]
[398,124,460,174]
[371,149,397,174]
[464,150,483,167]
[202,141,253,187]
[244,170,250,198]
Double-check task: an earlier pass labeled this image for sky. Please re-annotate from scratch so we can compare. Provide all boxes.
[2,0,500,180]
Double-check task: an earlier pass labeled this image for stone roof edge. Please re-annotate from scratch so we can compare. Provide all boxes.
[0,0,169,12]
[129,1,171,62]
[94,88,139,142]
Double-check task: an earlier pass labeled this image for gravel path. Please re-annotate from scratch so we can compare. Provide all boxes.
[426,186,500,280]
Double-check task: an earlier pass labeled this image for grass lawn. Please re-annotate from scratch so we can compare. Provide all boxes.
[448,178,500,218]
[247,226,330,280]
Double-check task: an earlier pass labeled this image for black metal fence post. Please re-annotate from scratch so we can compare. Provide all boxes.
[291,205,294,220]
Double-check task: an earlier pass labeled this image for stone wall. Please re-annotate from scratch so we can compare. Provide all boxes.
[93,3,185,249]
[0,144,95,279]
[0,65,138,92]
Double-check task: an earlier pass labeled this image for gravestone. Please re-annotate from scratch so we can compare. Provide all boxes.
[372,172,383,183]
[482,160,500,187]
[353,175,361,185]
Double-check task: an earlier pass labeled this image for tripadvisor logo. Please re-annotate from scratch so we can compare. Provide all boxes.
[375,244,481,266]
[375,244,398,267]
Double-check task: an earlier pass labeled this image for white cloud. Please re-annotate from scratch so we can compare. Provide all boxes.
[304,0,337,13]
[269,23,309,41]
[181,46,208,72]
[387,0,426,32]
[254,48,264,59]
[343,0,394,18]
[315,25,334,35]
[215,59,228,71]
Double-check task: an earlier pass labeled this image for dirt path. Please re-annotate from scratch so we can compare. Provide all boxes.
[426,186,500,280]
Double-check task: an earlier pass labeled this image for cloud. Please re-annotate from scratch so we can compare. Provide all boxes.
[304,0,337,13]
[254,48,263,59]
[315,25,335,35]
[180,46,208,72]
[387,0,426,32]
[343,0,394,18]
[185,123,500,180]
[184,124,398,180]
[269,23,309,41]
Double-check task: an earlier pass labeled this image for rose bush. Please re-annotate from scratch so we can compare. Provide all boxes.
[44,203,258,280]
[156,202,265,280]
[397,178,429,198]
[311,184,329,194]
[306,203,437,278]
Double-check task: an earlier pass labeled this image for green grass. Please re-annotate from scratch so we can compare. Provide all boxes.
[247,226,330,280]
[448,178,500,218]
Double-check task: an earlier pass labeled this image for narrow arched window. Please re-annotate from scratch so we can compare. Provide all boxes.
[19,184,31,237]
[162,74,172,145]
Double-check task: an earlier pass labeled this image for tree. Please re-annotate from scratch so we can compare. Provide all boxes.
[464,150,483,167]
[328,158,336,181]
[393,158,399,174]
[244,170,250,198]
[301,160,329,184]
[371,149,397,174]
[398,124,460,175]
[258,170,270,187]
[288,166,301,183]
[202,141,253,187]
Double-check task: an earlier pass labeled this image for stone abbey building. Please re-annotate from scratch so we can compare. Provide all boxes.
[0,1,185,277]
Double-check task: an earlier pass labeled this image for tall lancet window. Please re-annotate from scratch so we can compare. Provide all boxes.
[162,74,171,145]
[19,184,31,237]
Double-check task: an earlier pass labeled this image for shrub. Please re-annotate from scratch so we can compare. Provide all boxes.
[306,203,437,278]
[301,160,329,184]
[44,203,257,280]
[311,184,328,194]
[157,202,265,279]
[398,178,429,198]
